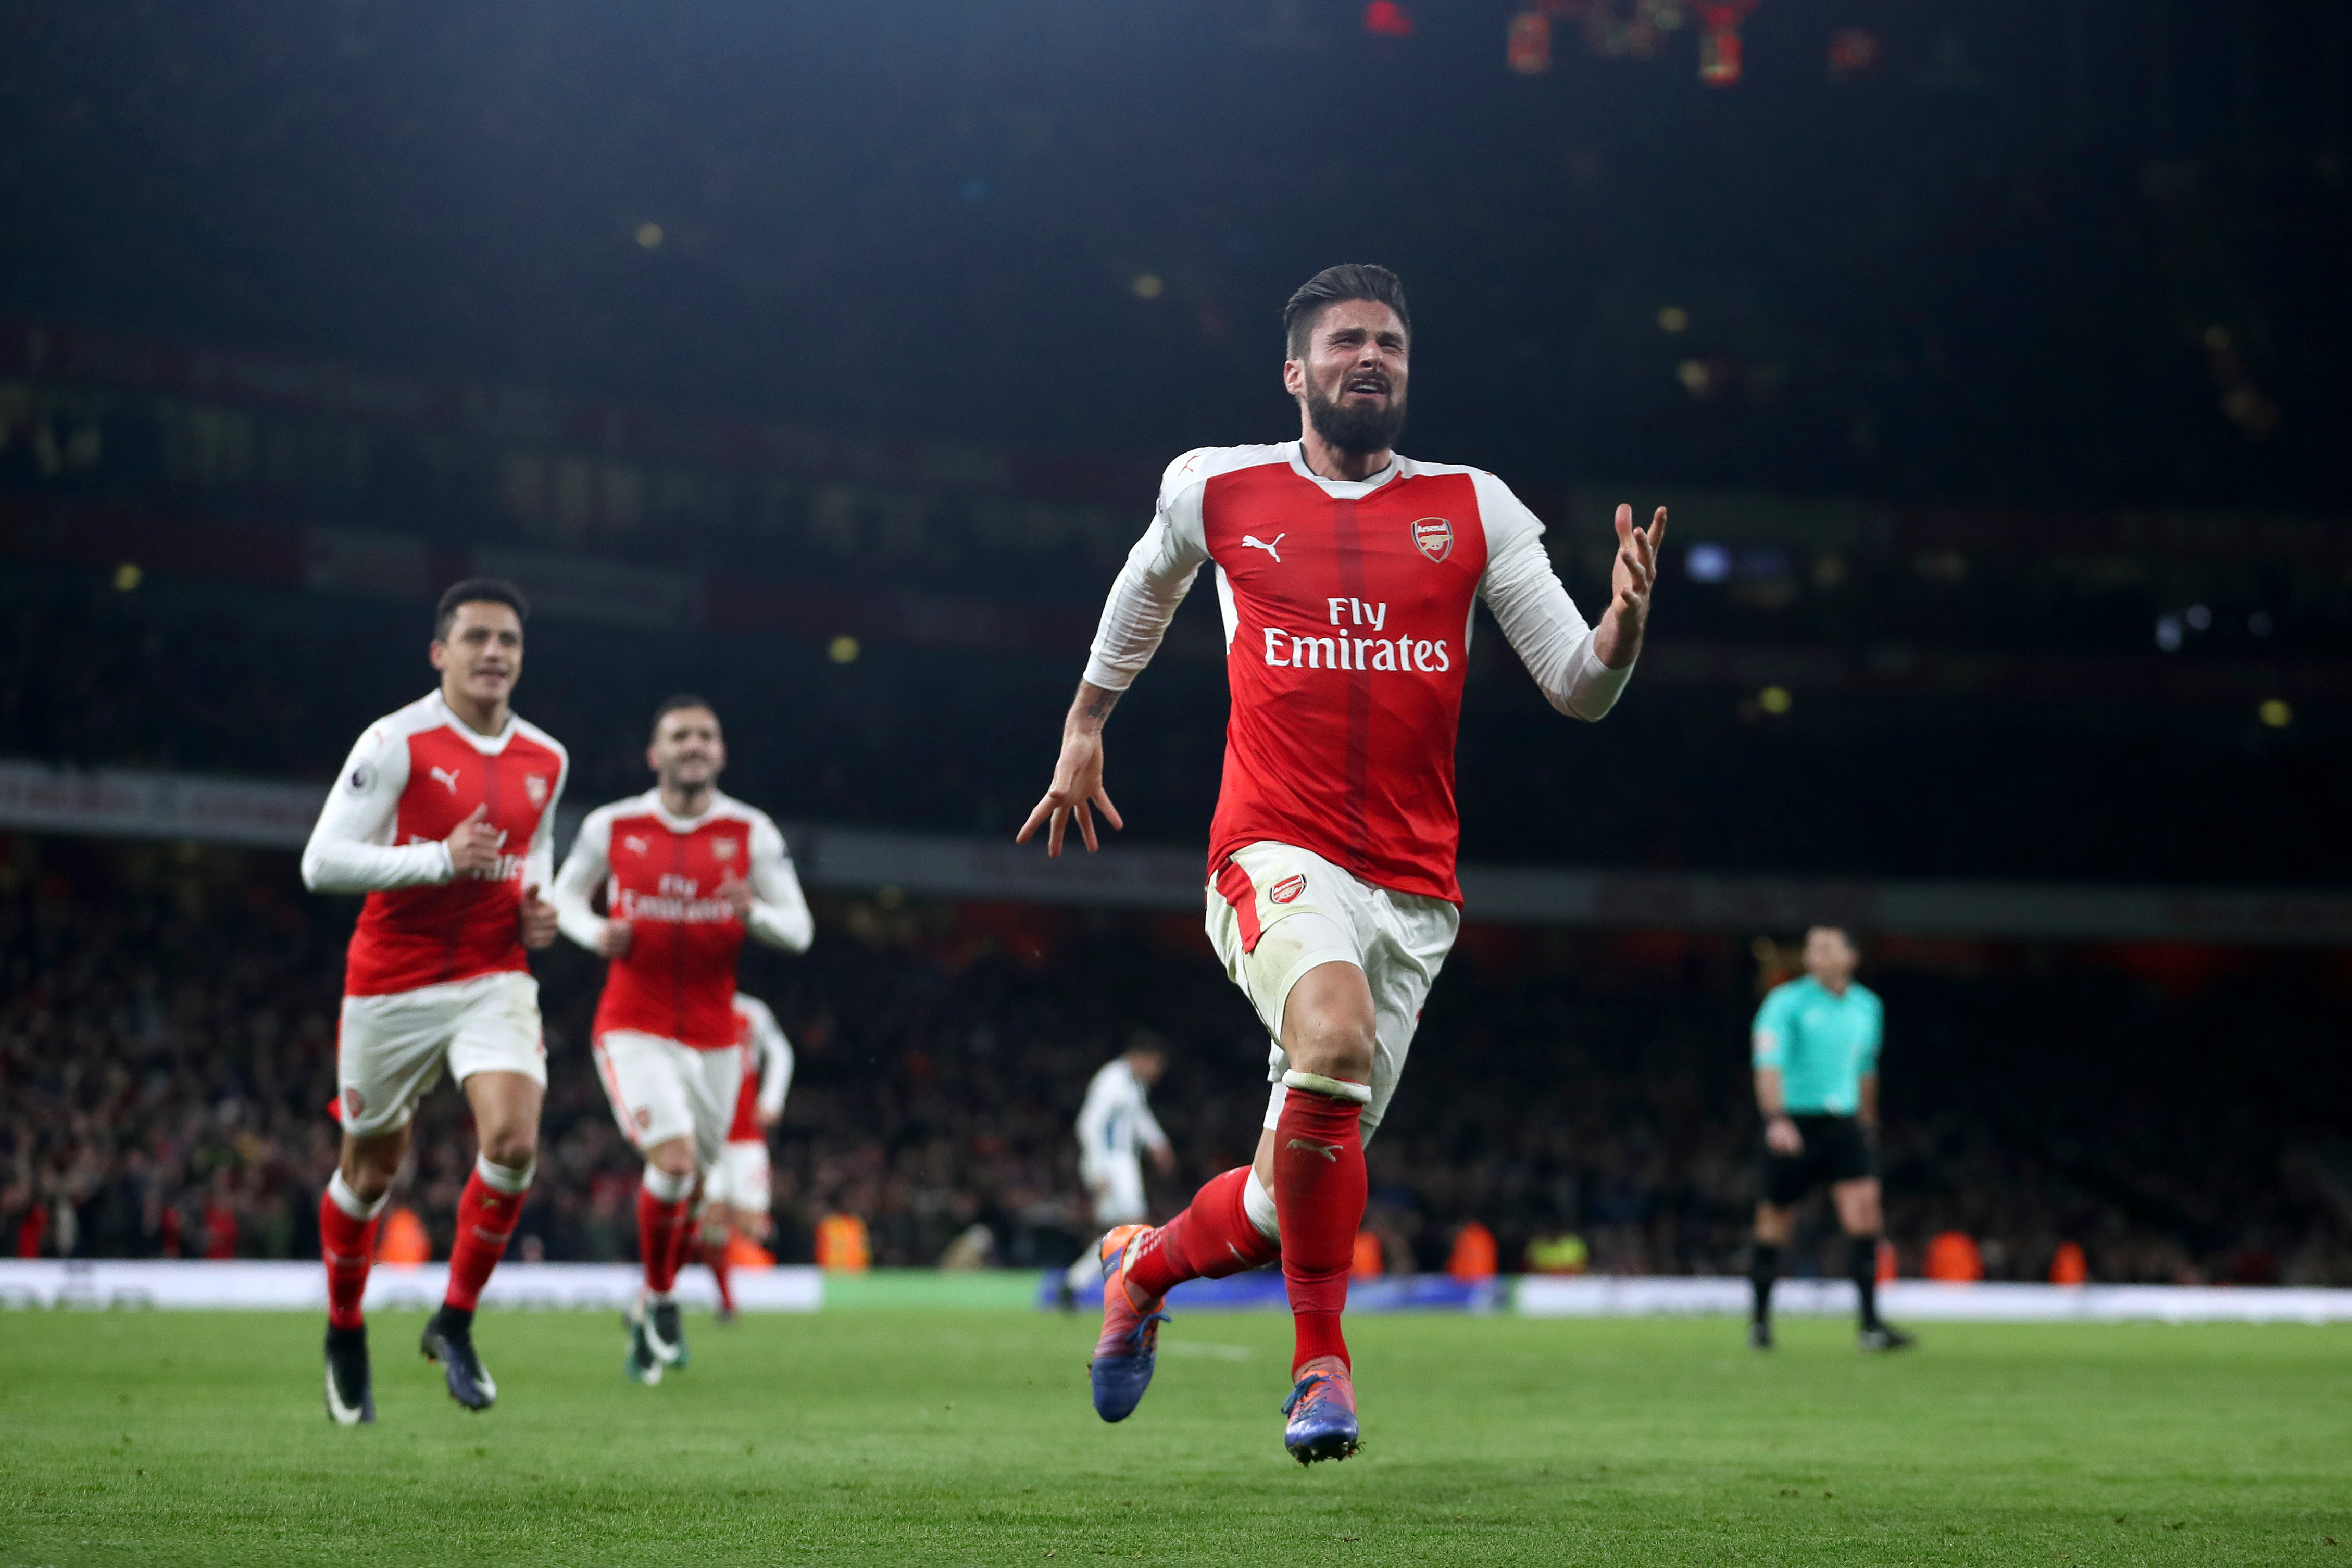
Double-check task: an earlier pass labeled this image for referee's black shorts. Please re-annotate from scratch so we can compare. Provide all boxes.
[1759,1113,1877,1207]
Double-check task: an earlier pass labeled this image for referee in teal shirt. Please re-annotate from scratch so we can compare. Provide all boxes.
[1748,926,1913,1351]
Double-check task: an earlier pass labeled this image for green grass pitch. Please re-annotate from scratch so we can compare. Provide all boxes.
[3,1307,2347,1565]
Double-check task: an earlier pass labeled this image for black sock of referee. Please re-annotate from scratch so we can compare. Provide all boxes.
[1849,1236,1882,1331]
[1749,1242,1780,1324]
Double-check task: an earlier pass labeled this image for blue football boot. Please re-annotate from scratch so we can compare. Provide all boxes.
[1281,1356,1361,1464]
[1087,1224,1171,1423]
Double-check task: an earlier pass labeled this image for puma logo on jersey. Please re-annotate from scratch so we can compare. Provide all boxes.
[1285,1138,1342,1163]
[1240,533,1286,563]
[621,835,650,856]
[429,765,462,794]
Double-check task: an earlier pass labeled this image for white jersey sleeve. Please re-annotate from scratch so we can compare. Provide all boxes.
[551,803,616,952]
[299,719,453,894]
[1472,472,1635,722]
[742,813,814,953]
[736,993,795,1118]
[1079,449,1219,693]
[521,732,568,896]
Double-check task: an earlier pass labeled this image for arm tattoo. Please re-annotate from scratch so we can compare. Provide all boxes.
[1079,686,1121,729]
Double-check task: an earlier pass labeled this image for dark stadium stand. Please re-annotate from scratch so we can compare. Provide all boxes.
[6,833,2346,1283]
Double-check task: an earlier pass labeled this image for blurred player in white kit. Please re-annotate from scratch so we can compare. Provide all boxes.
[1059,1034,1176,1306]
[697,990,794,1320]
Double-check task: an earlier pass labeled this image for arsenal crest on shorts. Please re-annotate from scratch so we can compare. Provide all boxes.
[1410,516,1454,563]
[1270,873,1308,905]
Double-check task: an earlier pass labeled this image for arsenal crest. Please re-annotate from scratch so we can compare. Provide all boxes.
[712,836,739,861]
[1410,516,1454,563]
[1270,873,1308,905]
[523,773,549,807]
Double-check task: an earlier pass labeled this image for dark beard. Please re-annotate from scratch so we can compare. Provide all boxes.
[1304,377,1406,456]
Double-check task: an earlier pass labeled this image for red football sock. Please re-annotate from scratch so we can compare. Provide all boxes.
[445,1162,528,1312]
[1125,1166,1280,1303]
[319,1187,380,1332]
[704,1229,735,1313]
[1273,1086,1367,1376]
[637,1186,693,1295]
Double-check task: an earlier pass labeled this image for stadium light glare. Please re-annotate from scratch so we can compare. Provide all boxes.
[635,222,664,249]
[2259,698,2292,729]
[1686,543,1731,582]
[1759,686,1792,715]
[828,636,860,664]
[1132,274,1164,300]
[2185,604,2212,630]
[112,562,141,592]
[1656,306,1688,333]
[2154,615,2183,653]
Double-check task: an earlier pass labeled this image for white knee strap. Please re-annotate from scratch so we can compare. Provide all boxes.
[641,1165,695,1203]
[1242,1168,1281,1244]
[1282,1069,1371,1103]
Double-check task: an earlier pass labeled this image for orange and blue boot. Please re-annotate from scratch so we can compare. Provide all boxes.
[1281,1354,1360,1464]
[1087,1224,1171,1422]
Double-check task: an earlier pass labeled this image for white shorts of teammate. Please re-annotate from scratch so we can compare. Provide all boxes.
[592,1031,745,1174]
[705,1139,772,1215]
[1081,1153,1149,1229]
[337,970,547,1138]
[1205,839,1460,1146]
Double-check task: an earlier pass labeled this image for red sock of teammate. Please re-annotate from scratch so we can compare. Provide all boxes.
[1125,1166,1280,1303]
[320,1173,385,1331]
[1273,1080,1368,1376]
[445,1156,532,1312]
[704,1227,735,1313]
[637,1169,695,1296]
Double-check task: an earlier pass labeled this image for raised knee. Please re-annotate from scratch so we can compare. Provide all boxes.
[479,1131,537,1171]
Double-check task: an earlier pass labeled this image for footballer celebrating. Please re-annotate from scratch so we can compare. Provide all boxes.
[1747,925,1914,1352]
[1018,265,1664,1463]
[552,696,812,1382]
[302,579,569,1425]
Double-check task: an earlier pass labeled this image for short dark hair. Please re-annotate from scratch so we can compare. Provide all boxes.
[651,693,717,737]
[433,579,530,641]
[1283,264,1411,360]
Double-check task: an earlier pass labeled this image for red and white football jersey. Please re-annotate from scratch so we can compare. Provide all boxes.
[552,790,812,1050]
[1083,443,1634,904]
[301,691,569,996]
[726,992,793,1143]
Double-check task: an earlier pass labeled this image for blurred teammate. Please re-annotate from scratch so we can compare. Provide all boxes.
[301,579,569,1424]
[552,696,812,1384]
[698,991,794,1320]
[1018,264,1662,1462]
[1748,925,1913,1352]
[1058,1034,1177,1307]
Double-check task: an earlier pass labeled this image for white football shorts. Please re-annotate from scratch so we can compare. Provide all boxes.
[592,1030,744,1172]
[706,1138,773,1214]
[336,970,546,1138]
[1205,839,1459,1146]
[1082,1154,1149,1228]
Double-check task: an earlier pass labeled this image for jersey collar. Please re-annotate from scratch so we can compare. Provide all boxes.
[1284,441,1410,498]
[636,787,736,834]
[428,690,521,755]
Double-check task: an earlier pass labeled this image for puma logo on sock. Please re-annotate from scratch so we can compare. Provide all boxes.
[1286,1138,1342,1163]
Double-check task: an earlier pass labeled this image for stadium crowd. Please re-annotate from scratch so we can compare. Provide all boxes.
[6,834,2346,1287]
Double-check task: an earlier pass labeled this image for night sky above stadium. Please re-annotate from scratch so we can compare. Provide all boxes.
[1,0,2344,508]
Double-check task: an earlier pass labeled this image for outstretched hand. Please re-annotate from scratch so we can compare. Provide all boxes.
[1015,727,1124,857]
[1596,503,1667,670]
